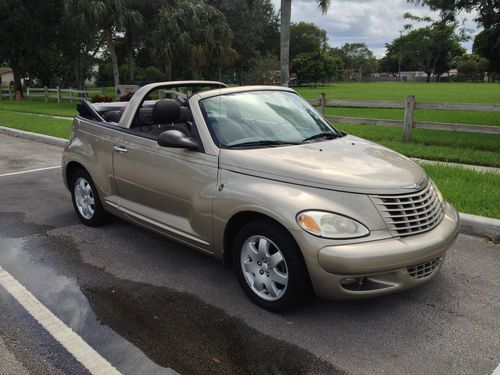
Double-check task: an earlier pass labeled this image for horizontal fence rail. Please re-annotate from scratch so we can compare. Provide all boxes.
[309,94,500,142]
[1,86,106,103]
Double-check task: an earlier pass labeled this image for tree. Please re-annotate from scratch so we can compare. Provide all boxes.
[0,0,64,95]
[456,54,489,81]
[152,0,236,80]
[332,43,378,77]
[280,0,331,87]
[123,0,145,83]
[408,0,499,29]
[208,0,279,83]
[382,23,464,81]
[289,22,328,59]
[291,51,342,85]
[473,27,500,81]
[63,0,103,90]
[85,0,142,97]
[409,0,499,81]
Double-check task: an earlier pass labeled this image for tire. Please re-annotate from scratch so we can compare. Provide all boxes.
[232,219,311,312]
[70,169,107,227]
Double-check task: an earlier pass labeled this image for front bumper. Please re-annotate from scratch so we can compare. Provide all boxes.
[307,202,459,299]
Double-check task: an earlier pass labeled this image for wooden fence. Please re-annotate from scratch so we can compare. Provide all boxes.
[309,93,500,142]
[0,86,106,103]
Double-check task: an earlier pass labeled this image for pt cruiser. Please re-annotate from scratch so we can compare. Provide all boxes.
[62,81,460,311]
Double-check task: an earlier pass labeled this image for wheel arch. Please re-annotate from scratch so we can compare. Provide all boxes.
[65,161,88,190]
[223,210,296,269]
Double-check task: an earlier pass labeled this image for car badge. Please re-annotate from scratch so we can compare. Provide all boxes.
[403,182,422,190]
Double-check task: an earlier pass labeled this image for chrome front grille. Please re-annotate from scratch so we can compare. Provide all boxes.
[371,180,444,237]
[407,257,441,279]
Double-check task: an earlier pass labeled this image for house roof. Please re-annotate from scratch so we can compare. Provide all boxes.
[0,67,12,75]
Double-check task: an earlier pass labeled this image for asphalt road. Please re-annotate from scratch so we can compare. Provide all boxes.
[0,133,499,375]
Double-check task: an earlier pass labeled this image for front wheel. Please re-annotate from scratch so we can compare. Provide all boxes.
[70,169,107,227]
[233,220,311,312]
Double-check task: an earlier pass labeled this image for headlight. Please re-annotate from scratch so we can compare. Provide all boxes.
[296,211,369,239]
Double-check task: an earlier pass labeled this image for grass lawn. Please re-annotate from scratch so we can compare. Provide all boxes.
[337,123,500,168]
[296,82,500,127]
[0,111,72,138]
[0,99,76,117]
[295,82,500,103]
[423,164,500,219]
[325,107,500,126]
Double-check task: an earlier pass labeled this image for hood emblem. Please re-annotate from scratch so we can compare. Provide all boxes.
[403,181,424,190]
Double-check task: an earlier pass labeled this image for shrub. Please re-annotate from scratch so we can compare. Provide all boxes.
[90,94,113,103]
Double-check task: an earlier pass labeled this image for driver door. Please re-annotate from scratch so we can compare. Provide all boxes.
[112,128,218,253]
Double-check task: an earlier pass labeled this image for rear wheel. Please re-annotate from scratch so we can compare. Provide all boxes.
[233,220,310,312]
[70,169,107,227]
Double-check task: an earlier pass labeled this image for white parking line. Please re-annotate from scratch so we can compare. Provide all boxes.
[0,265,122,375]
[492,362,500,375]
[0,166,61,178]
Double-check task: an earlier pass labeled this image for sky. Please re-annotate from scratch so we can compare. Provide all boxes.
[270,0,479,57]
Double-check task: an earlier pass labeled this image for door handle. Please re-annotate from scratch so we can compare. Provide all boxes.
[113,145,128,153]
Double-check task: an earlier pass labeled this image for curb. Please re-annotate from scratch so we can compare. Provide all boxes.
[1,126,499,239]
[459,213,500,239]
[0,125,68,148]
[413,158,500,175]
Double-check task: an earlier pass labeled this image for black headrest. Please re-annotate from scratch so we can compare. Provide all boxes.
[177,107,191,123]
[152,99,181,124]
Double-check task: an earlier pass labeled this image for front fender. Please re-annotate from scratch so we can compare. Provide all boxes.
[212,169,390,258]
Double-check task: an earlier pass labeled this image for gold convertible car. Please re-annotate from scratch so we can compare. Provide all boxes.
[62,81,460,311]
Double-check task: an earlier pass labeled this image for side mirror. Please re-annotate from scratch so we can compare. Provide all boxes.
[157,130,200,151]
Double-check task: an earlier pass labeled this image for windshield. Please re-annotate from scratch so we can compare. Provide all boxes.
[199,90,343,148]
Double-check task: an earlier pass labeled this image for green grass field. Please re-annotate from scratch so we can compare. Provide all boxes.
[0,99,76,117]
[423,164,500,219]
[296,82,500,127]
[337,124,500,167]
[0,111,72,138]
[295,82,500,103]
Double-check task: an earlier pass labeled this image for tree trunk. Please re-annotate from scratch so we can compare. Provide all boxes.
[166,61,172,81]
[280,0,292,87]
[10,60,23,99]
[127,31,135,83]
[106,27,120,98]
[426,72,431,82]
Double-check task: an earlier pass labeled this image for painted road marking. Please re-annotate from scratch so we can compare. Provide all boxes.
[0,166,61,178]
[492,362,500,375]
[0,265,122,375]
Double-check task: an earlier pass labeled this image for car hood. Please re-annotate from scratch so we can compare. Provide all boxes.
[219,135,427,194]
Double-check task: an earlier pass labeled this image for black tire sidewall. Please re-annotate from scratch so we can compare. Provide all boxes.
[70,169,106,227]
[232,219,310,312]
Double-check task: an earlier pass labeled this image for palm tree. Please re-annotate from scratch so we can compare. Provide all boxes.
[152,1,236,80]
[280,0,331,86]
[87,0,141,97]
[123,0,145,83]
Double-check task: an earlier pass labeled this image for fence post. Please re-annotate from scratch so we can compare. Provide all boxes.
[69,86,72,103]
[8,86,13,100]
[403,95,415,143]
[27,86,31,101]
[56,86,61,103]
[44,86,48,103]
[319,92,326,115]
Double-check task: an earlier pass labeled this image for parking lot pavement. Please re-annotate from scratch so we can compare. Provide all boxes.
[0,132,499,375]
[0,134,62,176]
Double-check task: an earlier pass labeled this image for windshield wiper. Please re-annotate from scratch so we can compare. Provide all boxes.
[302,132,340,142]
[226,140,301,148]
